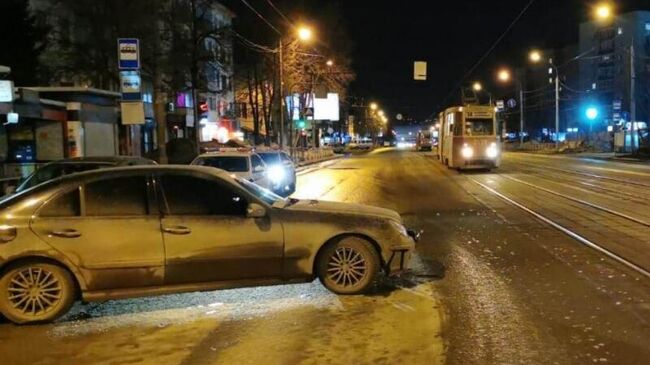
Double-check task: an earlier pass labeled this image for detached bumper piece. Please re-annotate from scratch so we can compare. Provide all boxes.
[386,248,411,276]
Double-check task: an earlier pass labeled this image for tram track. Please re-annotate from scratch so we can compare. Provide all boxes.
[469,177,650,279]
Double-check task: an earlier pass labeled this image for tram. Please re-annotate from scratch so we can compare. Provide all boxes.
[438,105,500,170]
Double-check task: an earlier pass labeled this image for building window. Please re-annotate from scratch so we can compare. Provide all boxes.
[645,22,650,32]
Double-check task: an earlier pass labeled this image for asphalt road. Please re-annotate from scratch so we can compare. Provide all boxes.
[1,149,649,365]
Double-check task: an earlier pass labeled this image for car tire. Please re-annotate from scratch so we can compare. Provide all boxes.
[0,262,76,324]
[317,236,380,295]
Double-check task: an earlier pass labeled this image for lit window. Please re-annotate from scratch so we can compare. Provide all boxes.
[618,27,623,35]
[548,68,553,74]
[645,22,650,32]
[592,83,597,90]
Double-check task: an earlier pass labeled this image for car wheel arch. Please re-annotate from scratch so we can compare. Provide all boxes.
[311,233,384,276]
[0,256,84,299]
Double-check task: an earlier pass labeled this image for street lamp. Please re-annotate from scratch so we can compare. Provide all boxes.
[595,3,613,20]
[472,82,482,92]
[297,26,312,41]
[370,102,378,111]
[378,110,385,117]
[529,50,542,63]
[278,25,314,148]
[326,59,334,67]
[497,69,511,82]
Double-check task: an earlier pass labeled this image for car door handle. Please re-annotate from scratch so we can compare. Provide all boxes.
[50,229,82,238]
[162,226,192,235]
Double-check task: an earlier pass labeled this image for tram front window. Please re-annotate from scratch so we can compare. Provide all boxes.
[464,118,494,136]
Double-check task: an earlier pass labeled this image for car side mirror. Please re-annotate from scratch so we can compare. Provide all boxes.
[246,203,266,218]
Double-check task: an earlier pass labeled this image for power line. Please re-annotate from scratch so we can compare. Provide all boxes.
[239,0,281,35]
[434,0,537,114]
[265,0,292,26]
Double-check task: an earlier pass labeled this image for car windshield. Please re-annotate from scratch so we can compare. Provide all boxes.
[235,177,286,206]
[194,156,249,172]
[257,152,280,165]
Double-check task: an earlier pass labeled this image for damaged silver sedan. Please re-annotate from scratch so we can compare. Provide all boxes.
[0,165,417,324]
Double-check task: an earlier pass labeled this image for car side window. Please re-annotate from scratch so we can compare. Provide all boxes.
[84,176,149,216]
[251,154,265,171]
[40,188,81,217]
[159,175,247,216]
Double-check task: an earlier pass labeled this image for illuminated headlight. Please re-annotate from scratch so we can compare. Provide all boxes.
[267,165,286,183]
[486,143,499,159]
[390,220,409,237]
[461,144,474,159]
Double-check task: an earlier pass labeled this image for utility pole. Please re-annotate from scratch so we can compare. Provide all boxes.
[555,72,560,151]
[278,38,285,149]
[519,81,524,148]
[630,42,636,153]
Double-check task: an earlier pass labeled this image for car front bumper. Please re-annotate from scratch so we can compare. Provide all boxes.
[385,231,419,275]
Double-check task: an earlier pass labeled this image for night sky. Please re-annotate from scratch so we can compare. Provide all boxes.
[225,0,648,122]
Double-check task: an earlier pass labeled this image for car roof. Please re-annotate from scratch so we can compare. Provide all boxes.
[196,151,254,157]
[40,156,155,165]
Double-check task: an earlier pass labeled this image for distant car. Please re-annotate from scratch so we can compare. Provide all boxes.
[256,150,296,196]
[0,165,417,324]
[14,156,156,193]
[191,149,270,189]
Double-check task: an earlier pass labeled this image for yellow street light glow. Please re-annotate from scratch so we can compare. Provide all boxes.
[297,26,312,41]
[370,102,378,110]
[595,4,612,20]
[326,59,334,67]
[529,50,542,63]
[378,110,385,117]
[472,82,482,91]
[497,69,511,82]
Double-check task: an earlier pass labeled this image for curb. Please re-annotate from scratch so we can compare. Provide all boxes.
[296,155,344,174]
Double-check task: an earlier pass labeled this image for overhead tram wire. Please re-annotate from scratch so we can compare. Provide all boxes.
[265,0,292,26]
[239,0,281,35]
[432,0,537,115]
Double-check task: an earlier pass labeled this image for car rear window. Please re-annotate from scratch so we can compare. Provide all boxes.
[194,156,249,172]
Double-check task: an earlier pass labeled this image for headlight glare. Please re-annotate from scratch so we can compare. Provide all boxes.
[267,165,286,183]
[461,144,474,158]
[486,142,499,159]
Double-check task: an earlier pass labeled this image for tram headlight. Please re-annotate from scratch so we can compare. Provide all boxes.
[461,144,474,159]
[486,142,499,159]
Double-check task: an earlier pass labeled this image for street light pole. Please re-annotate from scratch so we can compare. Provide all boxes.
[278,38,284,149]
[555,71,560,151]
[519,80,524,148]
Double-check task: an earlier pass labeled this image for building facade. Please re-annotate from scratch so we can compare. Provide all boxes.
[579,11,650,146]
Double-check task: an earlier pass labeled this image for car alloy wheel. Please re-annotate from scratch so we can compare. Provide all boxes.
[318,236,380,294]
[0,263,76,324]
[327,247,367,287]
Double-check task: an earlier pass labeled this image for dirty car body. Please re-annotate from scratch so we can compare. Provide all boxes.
[0,165,416,324]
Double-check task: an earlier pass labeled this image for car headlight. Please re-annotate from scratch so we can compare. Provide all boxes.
[461,144,474,158]
[486,142,499,159]
[390,220,409,237]
[267,165,286,183]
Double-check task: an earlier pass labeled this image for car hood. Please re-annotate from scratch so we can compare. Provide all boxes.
[284,199,401,222]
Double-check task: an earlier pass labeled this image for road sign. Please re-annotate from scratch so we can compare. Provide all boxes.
[0,80,14,102]
[496,100,505,111]
[118,38,140,69]
[414,61,427,81]
[119,70,142,101]
[507,98,517,108]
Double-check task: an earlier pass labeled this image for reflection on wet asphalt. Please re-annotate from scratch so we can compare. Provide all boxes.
[1,149,649,364]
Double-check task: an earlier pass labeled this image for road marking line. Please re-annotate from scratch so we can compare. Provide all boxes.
[470,178,650,279]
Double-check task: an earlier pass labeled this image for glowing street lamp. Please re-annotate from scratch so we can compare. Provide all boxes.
[297,26,313,41]
[326,59,334,67]
[472,82,482,92]
[378,110,385,117]
[497,69,511,82]
[595,4,612,20]
[529,50,542,63]
[370,102,378,111]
